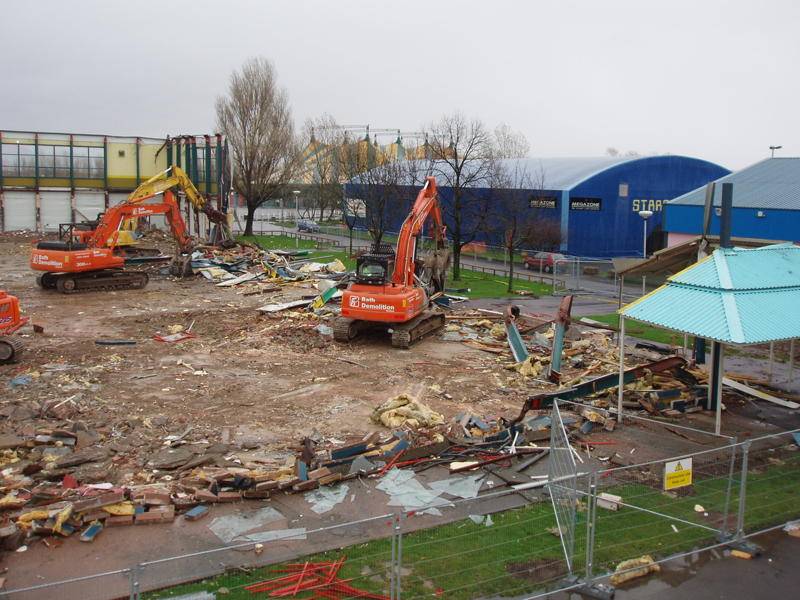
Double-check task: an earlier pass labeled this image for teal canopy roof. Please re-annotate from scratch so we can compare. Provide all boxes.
[620,243,800,345]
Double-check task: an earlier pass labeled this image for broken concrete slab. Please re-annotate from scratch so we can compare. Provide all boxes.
[0,434,25,449]
[54,447,108,469]
[148,446,195,470]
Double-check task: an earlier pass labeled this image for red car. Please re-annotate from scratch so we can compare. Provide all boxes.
[523,252,565,273]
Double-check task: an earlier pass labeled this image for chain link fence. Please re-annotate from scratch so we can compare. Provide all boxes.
[4,426,798,599]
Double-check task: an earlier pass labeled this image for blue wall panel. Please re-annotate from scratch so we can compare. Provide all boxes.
[665,204,800,242]
[346,156,728,258]
[566,156,729,258]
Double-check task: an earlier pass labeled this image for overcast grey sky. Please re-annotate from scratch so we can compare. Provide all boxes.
[2,0,797,169]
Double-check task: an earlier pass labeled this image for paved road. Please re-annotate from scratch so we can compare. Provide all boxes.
[574,529,800,600]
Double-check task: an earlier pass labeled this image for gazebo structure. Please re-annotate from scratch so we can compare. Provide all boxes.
[617,242,800,435]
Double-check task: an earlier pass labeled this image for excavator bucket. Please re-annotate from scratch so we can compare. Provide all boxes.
[169,253,194,278]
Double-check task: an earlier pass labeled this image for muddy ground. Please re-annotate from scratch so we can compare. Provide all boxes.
[2,231,792,484]
[1,232,542,485]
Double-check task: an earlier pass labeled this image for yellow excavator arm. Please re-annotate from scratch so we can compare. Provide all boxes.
[126,166,234,245]
[129,166,206,210]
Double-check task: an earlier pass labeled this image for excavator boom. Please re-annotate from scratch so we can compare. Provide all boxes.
[29,166,225,293]
[127,166,233,245]
[334,176,451,348]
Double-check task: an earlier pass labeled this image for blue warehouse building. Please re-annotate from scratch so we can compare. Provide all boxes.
[347,155,728,258]
[664,157,800,247]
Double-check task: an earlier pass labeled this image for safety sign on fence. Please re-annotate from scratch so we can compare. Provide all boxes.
[664,457,693,490]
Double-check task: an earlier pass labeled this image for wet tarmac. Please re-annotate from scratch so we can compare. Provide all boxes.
[556,529,800,599]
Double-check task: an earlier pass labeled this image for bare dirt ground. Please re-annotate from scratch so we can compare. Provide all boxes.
[0,233,532,485]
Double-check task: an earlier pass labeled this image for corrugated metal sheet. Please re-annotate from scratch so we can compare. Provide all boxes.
[672,243,800,290]
[668,157,800,209]
[620,243,800,344]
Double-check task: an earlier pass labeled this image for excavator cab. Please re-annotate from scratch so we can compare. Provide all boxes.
[355,243,395,285]
[0,290,28,363]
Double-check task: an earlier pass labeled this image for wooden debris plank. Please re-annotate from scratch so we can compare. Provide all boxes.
[722,377,799,409]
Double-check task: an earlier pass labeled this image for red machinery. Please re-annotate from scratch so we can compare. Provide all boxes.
[0,290,28,363]
[30,167,229,294]
[334,176,450,348]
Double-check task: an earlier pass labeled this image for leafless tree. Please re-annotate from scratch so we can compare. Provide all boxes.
[606,147,640,157]
[300,114,349,222]
[425,113,495,280]
[215,57,299,236]
[494,123,530,159]
[341,195,366,256]
[490,160,561,292]
[354,159,408,248]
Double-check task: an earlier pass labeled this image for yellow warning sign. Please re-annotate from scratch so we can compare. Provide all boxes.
[664,458,693,490]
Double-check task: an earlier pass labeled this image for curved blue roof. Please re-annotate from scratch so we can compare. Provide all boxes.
[350,155,721,192]
[494,157,636,190]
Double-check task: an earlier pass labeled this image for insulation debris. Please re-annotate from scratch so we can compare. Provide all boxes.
[609,555,661,585]
[371,395,445,429]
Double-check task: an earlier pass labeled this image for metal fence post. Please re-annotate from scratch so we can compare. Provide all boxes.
[585,471,597,582]
[719,437,738,538]
[389,514,397,600]
[735,441,751,540]
[130,564,142,600]
[396,512,405,600]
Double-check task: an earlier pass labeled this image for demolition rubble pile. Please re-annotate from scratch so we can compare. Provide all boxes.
[440,309,712,418]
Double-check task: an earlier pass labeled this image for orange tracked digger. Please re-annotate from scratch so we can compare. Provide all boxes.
[0,290,28,364]
[334,176,451,348]
[31,167,232,294]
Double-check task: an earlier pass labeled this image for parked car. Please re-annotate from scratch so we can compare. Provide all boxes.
[297,219,320,233]
[522,251,565,273]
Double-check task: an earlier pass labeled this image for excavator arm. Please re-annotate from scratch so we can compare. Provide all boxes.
[391,176,448,287]
[127,166,233,244]
[87,192,193,252]
[335,176,450,347]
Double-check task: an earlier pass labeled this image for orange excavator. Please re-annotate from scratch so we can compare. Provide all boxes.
[0,290,28,363]
[334,176,451,348]
[31,167,232,293]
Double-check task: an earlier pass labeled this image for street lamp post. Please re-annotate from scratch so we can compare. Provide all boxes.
[292,190,300,222]
[769,145,782,158]
[292,190,301,247]
[638,210,653,296]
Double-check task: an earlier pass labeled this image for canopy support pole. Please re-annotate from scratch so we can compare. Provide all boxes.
[790,339,795,385]
[712,343,725,436]
[617,316,625,423]
[768,342,775,383]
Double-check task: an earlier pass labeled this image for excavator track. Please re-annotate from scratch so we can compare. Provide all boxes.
[52,270,149,294]
[390,310,445,349]
[0,336,23,364]
[333,317,359,342]
[36,272,58,290]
